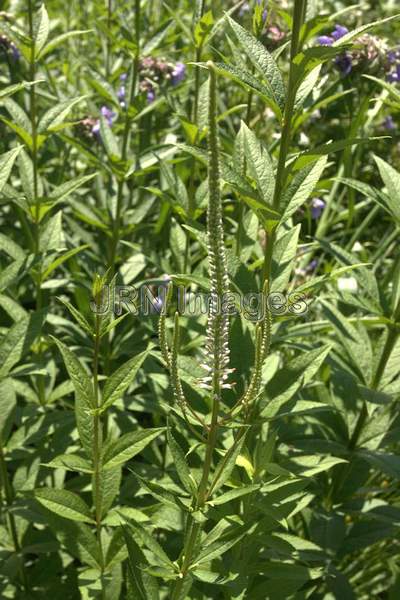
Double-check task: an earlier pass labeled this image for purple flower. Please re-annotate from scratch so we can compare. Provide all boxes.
[239,2,250,17]
[147,89,155,103]
[120,72,127,81]
[171,62,186,86]
[387,49,400,64]
[307,259,319,272]
[311,198,325,219]
[331,25,348,41]
[335,52,353,75]
[100,106,116,126]
[91,106,116,137]
[388,63,400,83]
[91,121,100,136]
[318,35,334,46]
[10,42,20,61]
[383,115,396,131]
[117,85,126,108]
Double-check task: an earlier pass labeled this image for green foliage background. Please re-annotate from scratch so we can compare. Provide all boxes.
[0,0,400,598]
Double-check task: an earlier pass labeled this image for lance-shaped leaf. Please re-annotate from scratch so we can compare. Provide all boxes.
[374,155,400,223]
[0,146,23,194]
[167,426,194,494]
[35,488,94,523]
[124,521,175,570]
[333,14,400,47]
[38,29,92,59]
[51,337,95,409]
[42,244,89,280]
[34,4,50,58]
[0,311,45,379]
[122,525,160,600]
[242,122,275,206]
[102,428,164,470]
[38,96,87,134]
[226,16,286,116]
[280,156,328,223]
[101,351,148,412]
[260,345,331,418]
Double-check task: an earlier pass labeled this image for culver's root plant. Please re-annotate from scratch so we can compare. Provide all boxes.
[1,0,400,598]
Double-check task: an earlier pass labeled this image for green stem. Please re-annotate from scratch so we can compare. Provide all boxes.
[28,0,46,407]
[184,2,207,272]
[109,0,140,277]
[92,312,105,598]
[106,0,112,78]
[262,0,307,281]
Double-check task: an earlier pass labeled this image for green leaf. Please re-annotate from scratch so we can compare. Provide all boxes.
[38,96,87,134]
[134,473,182,508]
[51,336,95,409]
[43,454,93,473]
[41,244,89,280]
[333,14,400,47]
[194,10,214,48]
[122,525,160,600]
[97,466,122,519]
[0,379,16,436]
[242,122,275,206]
[38,29,92,59]
[374,155,400,222]
[102,351,148,412]
[39,210,64,253]
[35,488,94,523]
[167,426,194,494]
[0,146,23,194]
[34,4,50,57]
[208,484,260,506]
[102,429,164,470]
[212,435,246,494]
[0,311,45,379]
[193,529,246,566]
[0,83,28,100]
[49,173,97,204]
[227,16,285,115]
[271,224,301,293]
[212,62,282,117]
[37,507,101,568]
[75,390,95,458]
[124,521,174,569]
[261,345,331,417]
[280,156,328,223]
[57,297,93,336]
[100,115,120,159]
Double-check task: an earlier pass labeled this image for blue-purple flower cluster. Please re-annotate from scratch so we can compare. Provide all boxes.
[76,58,186,142]
[318,26,390,78]
[135,57,186,104]
[387,48,400,83]
[0,33,20,61]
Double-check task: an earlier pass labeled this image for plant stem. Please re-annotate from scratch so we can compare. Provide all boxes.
[92,311,105,598]
[28,0,46,407]
[106,0,112,79]
[262,0,307,282]
[108,0,140,277]
[183,1,207,273]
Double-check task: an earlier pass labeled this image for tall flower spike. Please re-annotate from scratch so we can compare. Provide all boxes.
[158,281,173,367]
[241,279,272,412]
[199,62,232,395]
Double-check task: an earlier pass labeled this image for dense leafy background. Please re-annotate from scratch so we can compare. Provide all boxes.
[0,0,400,598]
